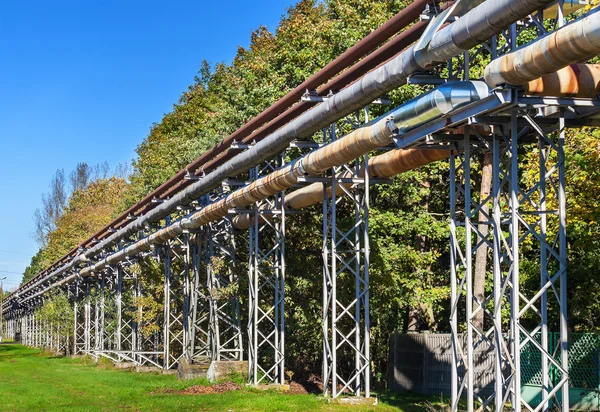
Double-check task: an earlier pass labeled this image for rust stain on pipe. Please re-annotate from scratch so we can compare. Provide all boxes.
[525,64,600,98]
[485,8,600,86]
[234,148,453,228]
[283,148,452,212]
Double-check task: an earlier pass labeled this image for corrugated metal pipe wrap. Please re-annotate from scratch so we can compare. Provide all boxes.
[525,64,600,98]
[485,7,600,87]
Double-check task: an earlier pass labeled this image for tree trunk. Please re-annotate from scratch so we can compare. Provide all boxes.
[406,307,419,332]
[473,152,492,331]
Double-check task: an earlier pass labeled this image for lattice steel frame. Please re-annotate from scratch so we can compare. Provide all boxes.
[189,232,210,360]
[203,208,243,362]
[321,121,371,399]
[162,235,187,369]
[248,157,286,385]
[73,280,86,355]
[449,110,570,411]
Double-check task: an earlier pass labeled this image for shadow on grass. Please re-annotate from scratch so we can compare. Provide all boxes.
[378,390,451,411]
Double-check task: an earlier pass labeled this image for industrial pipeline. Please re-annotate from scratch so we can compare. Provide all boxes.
[20,80,489,301]
[10,0,591,305]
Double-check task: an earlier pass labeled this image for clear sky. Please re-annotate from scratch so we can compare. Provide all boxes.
[0,0,295,291]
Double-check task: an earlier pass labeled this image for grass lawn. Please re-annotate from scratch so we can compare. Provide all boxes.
[0,344,448,411]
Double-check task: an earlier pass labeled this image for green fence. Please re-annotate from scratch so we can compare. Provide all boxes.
[521,332,600,410]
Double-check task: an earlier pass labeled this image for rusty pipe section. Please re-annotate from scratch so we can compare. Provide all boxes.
[485,7,600,87]
[282,148,452,212]
[76,81,487,277]
[524,64,600,97]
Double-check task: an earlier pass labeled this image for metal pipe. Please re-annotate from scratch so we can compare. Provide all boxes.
[9,0,558,305]
[25,2,433,272]
[484,7,600,87]
[524,64,600,98]
[233,147,452,229]
[19,81,487,301]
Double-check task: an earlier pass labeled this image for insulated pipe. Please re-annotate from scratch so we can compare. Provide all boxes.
[76,3,435,242]
[524,64,600,97]
[485,7,600,87]
[157,19,434,201]
[74,81,488,279]
[12,0,556,302]
[20,81,486,301]
[232,147,452,229]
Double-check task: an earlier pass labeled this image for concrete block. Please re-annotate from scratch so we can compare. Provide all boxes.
[135,365,162,374]
[178,357,209,380]
[113,361,135,370]
[207,360,248,382]
[252,383,291,391]
[331,397,378,406]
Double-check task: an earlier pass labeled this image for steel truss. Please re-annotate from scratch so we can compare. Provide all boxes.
[73,280,86,354]
[321,118,371,399]
[248,157,286,385]
[448,109,569,411]
[161,236,187,369]
[189,231,210,360]
[132,258,163,368]
[201,201,243,362]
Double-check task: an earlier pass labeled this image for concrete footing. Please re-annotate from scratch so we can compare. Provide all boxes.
[207,360,248,382]
[113,362,135,370]
[177,357,209,380]
[135,365,162,373]
[330,397,378,406]
[252,383,291,392]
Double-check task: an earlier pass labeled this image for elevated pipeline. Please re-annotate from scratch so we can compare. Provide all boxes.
[485,7,600,87]
[79,0,556,259]
[234,61,600,230]
[11,0,560,305]
[19,81,489,302]
[10,2,435,302]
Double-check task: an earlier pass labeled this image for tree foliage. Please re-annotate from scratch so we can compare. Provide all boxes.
[23,167,127,284]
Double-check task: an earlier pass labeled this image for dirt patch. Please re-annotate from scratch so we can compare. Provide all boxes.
[288,375,323,395]
[160,382,241,395]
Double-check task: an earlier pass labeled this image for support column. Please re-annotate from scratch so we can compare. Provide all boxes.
[322,140,371,399]
[248,159,286,385]
[84,281,91,354]
[73,281,85,355]
[163,237,186,370]
[190,233,210,360]
[204,214,243,362]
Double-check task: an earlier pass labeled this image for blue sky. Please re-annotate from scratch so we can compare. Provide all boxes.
[0,0,295,290]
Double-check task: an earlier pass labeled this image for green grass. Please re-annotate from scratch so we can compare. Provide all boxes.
[0,343,447,411]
